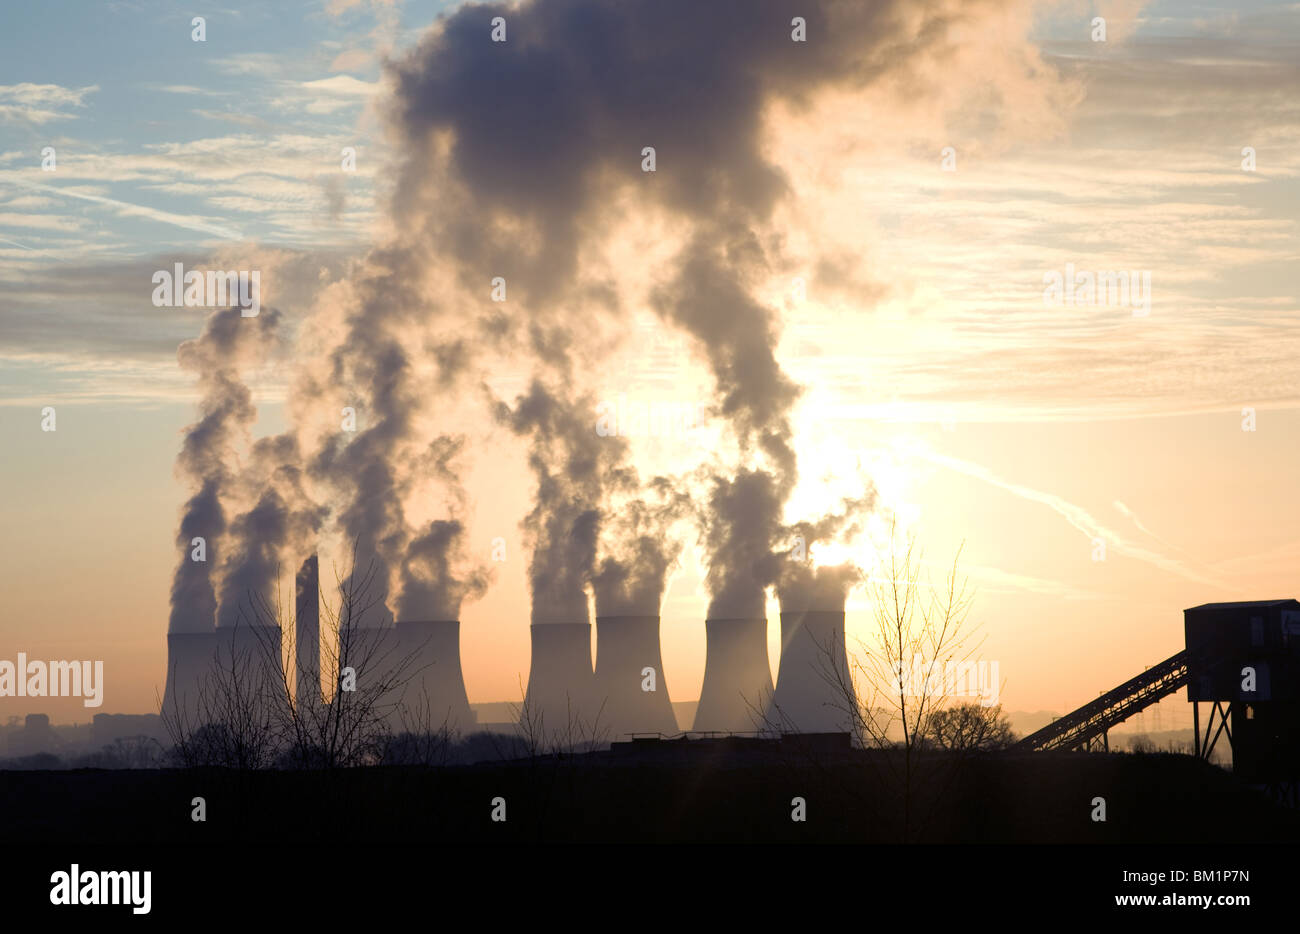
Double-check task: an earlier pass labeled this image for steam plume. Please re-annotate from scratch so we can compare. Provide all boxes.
[167,306,281,634]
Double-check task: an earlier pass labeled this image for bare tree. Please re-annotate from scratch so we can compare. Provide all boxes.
[509,680,611,759]
[160,623,282,769]
[161,540,431,770]
[815,519,984,840]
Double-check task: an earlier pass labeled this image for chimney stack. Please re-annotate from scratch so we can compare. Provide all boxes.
[593,615,678,736]
[692,617,773,732]
[295,555,321,710]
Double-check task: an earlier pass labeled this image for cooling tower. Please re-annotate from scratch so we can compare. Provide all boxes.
[161,631,218,728]
[394,620,475,734]
[216,623,286,715]
[338,622,403,721]
[593,615,679,736]
[768,608,855,733]
[692,617,774,733]
[522,622,595,737]
[295,555,321,709]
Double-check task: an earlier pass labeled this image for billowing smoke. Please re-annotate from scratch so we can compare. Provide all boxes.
[168,479,224,634]
[495,379,626,623]
[784,488,877,559]
[303,251,489,629]
[775,487,877,611]
[592,474,692,617]
[655,237,802,619]
[397,519,487,621]
[191,0,1016,645]
[694,469,785,619]
[395,434,489,621]
[309,296,414,628]
[168,306,281,634]
[384,0,971,623]
[778,562,862,613]
[216,434,326,629]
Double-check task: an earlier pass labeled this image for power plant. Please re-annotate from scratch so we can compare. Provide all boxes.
[768,606,855,734]
[523,621,595,734]
[165,554,867,744]
[692,617,774,733]
[394,619,475,734]
[214,619,286,718]
[593,615,679,736]
[161,630,218,729]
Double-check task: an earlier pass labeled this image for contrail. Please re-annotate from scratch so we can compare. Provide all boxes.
[8,179,243,240]
[912,446,1236,591]
[0,235,60,258]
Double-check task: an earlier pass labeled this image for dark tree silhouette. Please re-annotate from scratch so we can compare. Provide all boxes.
[161,539,435,769]
[922,703,1016,752]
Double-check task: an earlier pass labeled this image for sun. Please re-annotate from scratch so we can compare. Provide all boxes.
[786,409,922,573]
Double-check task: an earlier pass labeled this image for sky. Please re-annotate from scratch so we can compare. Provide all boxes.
[1,0,1298,726]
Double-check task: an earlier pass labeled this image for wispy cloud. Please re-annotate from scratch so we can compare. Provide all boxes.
[9,178,243,240]
[912,446,1236,591]
[0,83,98,124]
[1112,498,1184,555]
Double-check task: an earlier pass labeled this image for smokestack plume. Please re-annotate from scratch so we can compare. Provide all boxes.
[592,474,691,616]
[498,381,618,626]
[397,518,487,624]
[698,468,786,620]
[497,381,622,730]
[769,563,859,733]
[164,306,281,726]
[295,555,320,709]
[387,0,948,741]
[168,306,281,635]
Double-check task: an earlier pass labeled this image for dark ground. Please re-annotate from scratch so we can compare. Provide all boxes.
[3,745,1295,845]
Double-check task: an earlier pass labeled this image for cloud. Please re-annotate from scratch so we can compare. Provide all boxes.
[0,83,98,124]
[915,446,1234,590]
[9,178,244,239]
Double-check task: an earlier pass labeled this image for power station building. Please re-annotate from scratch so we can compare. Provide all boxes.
[1185,599,1300,783]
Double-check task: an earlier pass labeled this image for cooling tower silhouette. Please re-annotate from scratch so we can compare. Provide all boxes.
[162,631,218,728]
[215,622,286,717]
[295,555,321,709]
[394,619,475,734]
[692,617,774,732]
[593,615,679,736]
[522,622,595,736]
[338,621,403,723]
[768,607,855,733]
